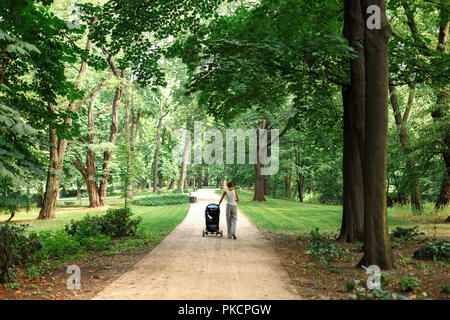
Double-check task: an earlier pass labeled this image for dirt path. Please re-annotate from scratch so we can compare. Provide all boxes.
[94,189,300,300]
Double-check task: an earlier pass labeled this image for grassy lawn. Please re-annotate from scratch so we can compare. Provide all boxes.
[219,190,450,236]
[0,198,190,245]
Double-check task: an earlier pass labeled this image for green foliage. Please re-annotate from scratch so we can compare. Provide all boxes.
[79,234,112,251]
[399,273,421,292]
[65,214,104,239]
[0,223,42,283]
[306,239,349,267]
[131,195,190,207]
[441,283,450,294]
[413,240,450,261]
[39,230,81,258]
[101,207,142,237]
[65,207,142,238]
[390,226,424,240]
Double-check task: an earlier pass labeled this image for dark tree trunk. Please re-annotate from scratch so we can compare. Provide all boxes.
[339,0,365,243]
[285,175,291,198]
[253,161,266,202]
[204,167,209,187]
[358,0,393,270]
[297,175,304,203]
[264,177,270,196]
[434,7,450,210]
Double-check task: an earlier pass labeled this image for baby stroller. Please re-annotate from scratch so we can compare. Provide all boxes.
[202,204,223,237]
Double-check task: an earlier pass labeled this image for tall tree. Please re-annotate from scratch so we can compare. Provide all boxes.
[358,0,393,269]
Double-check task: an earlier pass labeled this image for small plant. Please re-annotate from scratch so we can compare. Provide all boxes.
[0,223,42,283]
[39,230,81,258]
[345,281,355,292]
[79,234,112,251]
[440,283,450,294]
[391,226,423,240]
[306,240,349,266]
[309,228,322,240]
[413,240,449,261]
[399,273,421,292]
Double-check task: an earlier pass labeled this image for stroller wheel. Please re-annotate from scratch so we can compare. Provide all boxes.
[202,231,205,237]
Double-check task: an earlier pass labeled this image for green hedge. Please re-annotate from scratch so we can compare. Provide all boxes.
[131,195,190,206]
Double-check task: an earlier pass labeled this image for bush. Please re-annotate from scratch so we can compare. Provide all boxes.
[39,230,81,258]
[0,223,42,283]
[64,207,142,238]
[65,214,104,239]
[391,226,423,240]
[413,240,449,261]
[131,195,190,206]
[79,234,112,251]
[101,207,142,237]
[399,273,421,292]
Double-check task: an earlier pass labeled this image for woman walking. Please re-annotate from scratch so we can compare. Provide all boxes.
[218,181,239,239]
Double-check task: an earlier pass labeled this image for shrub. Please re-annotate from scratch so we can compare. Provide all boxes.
[0,223,42,283]
[101,207,142,237]
[39,230,81,258]
[64,207,142,239]
[131,195,189,206]
[399,273,421,292]
[65,214,104,239]
[79,234,112,251]
[391,226,423,240]
[413,240,449,261]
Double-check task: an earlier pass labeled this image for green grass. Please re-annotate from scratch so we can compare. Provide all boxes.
[219,190,450,236]
[0,198,189,245]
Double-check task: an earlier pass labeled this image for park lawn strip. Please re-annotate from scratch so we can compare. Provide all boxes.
[227,190,449,300]
[0,201,190,300]
[225,190,450,236]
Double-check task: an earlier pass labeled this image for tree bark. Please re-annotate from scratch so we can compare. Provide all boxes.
[389,83,423,212]
[197,166,203,188]
[98,67,126,206]
[358,0,393,270]
[339,0,365,243]
[434,6,450,209]
[178,126,191,192]
[38,39,93,220]
[285,175,291,198]
[153,100,164,192]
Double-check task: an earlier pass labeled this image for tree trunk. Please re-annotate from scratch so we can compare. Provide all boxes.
[38,39,93,220]
[98,68,126,206]
[204,167,209,187]
[285,175,291,198]
[221,166,227,190]
[339,0,365,243]
[197,166,203,188]
[168,180,175,190]
[434,6,450,210]
[264,177,271,196]
[253,161,266,201]
[76,182,81,201]
[297,175,304,203]
[153,100,164,192]
[178,128,191,192]
[358,0,393,270]
[389,83,423,212]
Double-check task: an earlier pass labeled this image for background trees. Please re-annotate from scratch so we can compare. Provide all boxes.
[1,0,448,270]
